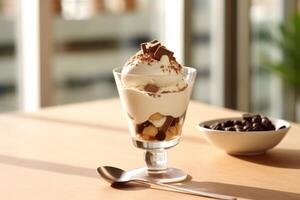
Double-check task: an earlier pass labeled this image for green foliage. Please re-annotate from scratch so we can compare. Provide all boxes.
[266,12,300,87]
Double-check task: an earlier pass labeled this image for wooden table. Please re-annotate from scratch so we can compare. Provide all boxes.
[0,99,299,200]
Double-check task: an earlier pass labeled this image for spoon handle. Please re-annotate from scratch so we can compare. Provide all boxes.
[135,179,237,200]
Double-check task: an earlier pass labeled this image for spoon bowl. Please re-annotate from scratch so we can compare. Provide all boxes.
[97,166,236,200]
[97,166,129,183]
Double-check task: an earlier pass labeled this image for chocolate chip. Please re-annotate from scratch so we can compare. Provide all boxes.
[153,46,174,60]
[252,115,262,123]
[243,124,251,131]
[269,124,276,130]
[224,120,234,127]
[233,120,243,126]
[225,127,235,131]
[215,124,224,130]
[155,131,166,141]
[261,117,271,127]
[144,84,160,93]
[252,123,261,131]
[243,113,254,121]
[160,116,174,132]
[209,124,216,129]
[203,124,210,129]
[205,114,277,132]
[210,122,220,130]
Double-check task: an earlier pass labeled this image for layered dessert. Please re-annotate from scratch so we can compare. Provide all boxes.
[118,40,193,142]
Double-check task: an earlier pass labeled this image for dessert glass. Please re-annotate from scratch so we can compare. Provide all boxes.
[113,66,196,183]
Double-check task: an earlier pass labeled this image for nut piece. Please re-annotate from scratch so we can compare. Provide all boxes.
[168,126,177,136]
[142,125,158,137]
[166,130,174,140]
[149,112,164,120]
[176,124,182,135]
[144,84,159,93]
[165,126,178,140]
[141,135,151,141]
[150,116,166,128]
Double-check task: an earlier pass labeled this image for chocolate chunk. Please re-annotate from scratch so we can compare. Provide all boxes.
[141,43,148,54]
[243,124,251,131]
[148,42,161,54]
[160,116,174,132]
[141,40,161,55]
[150,39,159,44]
[144,84,160,93]
[155,131,166,141]
[234,125,243,130]
[153,46,174,60]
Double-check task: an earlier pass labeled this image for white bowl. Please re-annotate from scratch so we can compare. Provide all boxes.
[197,118,291,156]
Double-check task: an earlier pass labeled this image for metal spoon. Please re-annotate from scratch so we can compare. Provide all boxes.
[97,166,237,200]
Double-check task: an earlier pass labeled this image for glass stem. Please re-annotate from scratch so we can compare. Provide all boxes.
[145,149,167,172]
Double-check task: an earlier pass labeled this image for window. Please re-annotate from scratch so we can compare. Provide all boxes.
[250,0,284,117]
[52,0,165,104]
[191,0,211,103]
[0,0,16,112]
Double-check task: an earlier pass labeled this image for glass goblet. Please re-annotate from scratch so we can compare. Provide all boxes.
[113,66,197,183]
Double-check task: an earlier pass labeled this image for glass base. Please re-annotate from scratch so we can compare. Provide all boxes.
[128,167,187,183]
[132,137,180,150]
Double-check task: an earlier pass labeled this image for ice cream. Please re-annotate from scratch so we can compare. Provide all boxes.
[116,40,194,142]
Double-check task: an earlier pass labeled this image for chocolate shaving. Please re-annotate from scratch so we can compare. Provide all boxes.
[127,112,134,120]
[144,84,160,93]
[154,46,174,60]
[171,117,179,126]
[160,116,174,132]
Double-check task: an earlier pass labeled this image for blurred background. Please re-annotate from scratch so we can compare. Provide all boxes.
[0,0,300,121]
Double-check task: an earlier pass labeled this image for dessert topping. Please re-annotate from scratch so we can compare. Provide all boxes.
[140,40,174,61]
[144,83,160,93]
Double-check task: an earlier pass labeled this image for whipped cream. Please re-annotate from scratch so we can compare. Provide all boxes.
[119,84,192,123]
[118,40,192,123]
